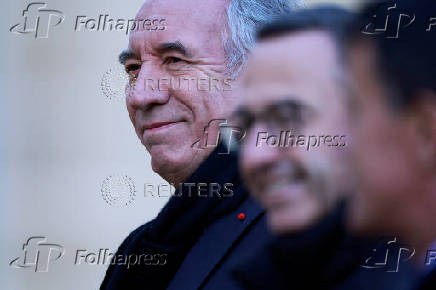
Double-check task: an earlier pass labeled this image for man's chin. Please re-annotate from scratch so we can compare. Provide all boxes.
[346,197,382,236]
[148,143,207,183]
[149,145,188,172]
[267,207,321,235]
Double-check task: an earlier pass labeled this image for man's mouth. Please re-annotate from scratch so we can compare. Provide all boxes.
[257,179,308,209]
[143,121,182,133]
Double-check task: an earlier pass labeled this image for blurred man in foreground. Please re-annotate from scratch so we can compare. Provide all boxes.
[346,0,436,289]
[230,7,365,289]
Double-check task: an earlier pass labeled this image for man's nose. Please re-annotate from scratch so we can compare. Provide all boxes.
[241,124,282,171]
[127,63,170,110]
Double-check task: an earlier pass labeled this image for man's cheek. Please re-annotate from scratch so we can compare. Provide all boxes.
[302,152,329,189]
[166,124,196,148]
[241,167,257,196]
[125,102,136,124]
[125,107,141,139]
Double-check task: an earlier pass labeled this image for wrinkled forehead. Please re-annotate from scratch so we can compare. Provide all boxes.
[127,0,228,57]
[135,0,227,35]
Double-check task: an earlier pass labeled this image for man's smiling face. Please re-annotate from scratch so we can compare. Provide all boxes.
[122,0,239,184]
[238,31,352,234]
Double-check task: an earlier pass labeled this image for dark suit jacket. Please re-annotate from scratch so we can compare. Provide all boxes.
[413,268,436,290]
[100,145,272,290]
[231,204,422,290]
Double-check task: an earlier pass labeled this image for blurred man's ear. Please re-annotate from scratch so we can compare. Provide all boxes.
[409,90,436,172]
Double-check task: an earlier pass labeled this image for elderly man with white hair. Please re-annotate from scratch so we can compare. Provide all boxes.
[100,0,301,289]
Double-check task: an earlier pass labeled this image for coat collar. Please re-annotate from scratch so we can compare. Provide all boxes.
[167,195,265,290]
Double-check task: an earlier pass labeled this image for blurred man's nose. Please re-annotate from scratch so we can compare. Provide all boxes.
[127,63,170,110]
[242,123,282,170]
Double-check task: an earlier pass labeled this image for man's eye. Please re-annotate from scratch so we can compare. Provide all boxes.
[164,57,183,64]
[232,114,253,133]
[270,105,304,127]
[125,64,141,73]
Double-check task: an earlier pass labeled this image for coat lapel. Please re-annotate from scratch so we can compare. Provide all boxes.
[167,196,264,290]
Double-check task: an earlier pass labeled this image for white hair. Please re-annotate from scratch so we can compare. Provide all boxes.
[223,0,304,78]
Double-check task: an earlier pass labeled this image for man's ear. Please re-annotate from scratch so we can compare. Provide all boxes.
[409,90,436,171]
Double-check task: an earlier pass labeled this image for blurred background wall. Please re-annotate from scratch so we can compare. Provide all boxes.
[1,0,365,289]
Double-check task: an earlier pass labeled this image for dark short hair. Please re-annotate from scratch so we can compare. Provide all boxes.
[347,0,436,110]
[257,6,354,54]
